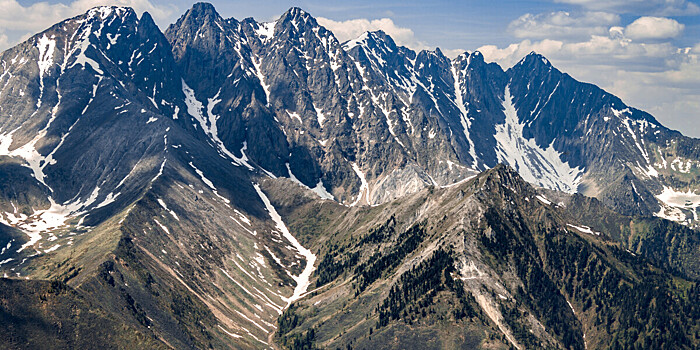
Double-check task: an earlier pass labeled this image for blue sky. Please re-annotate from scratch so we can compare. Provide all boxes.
[4,0,700,137]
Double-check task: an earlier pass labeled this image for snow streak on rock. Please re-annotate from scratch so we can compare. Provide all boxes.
[451,63,478,169]
[182,80,254,170]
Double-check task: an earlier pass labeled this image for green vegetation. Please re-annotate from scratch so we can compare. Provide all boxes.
[315,249,359,287]
[354,222,426,293]
[377,249,479,327]
[274,165,699,350]
[481,207,585,350]
[544,231,699,349]
[480,203,700,349]
[278,306,318,349]
[565,194,700,280]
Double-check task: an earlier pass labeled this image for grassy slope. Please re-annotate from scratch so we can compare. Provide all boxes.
[265,166,700,350]
[0,278,168,350]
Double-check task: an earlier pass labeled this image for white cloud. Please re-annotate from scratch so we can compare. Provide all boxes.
[316,16,429,51]
[477,30,700,137]
[608,55,700,135]
[0,0,176,51]
[555,0,700,16]
[478,34,680,75]
[624,16,684,40]
[508,11,620,41]
[0,31,7,49]
[482,3,700,136]
[442,48,469,59]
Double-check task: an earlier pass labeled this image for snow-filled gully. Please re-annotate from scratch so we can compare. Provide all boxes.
[253,183,316,308]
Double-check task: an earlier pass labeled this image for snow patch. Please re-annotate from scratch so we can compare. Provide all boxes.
[44,244,60,253]
[69,24,103,75]
[655,186,700,223]
[311,180,335,200]
[157,199,180,221]
[286,111,302,123]
[566,223,600,236]
[188,161,230,204]
[251,57,270,106]
[285,163,334,200]
[495,87,583,193]
[253,184,316,308]
[671,158,692,173]
[95,192,120,209]
[36,34,56,108]
[255,21,276,43]
[314,106,325,127]
[153,218,170,234]
[656,187,700,208]
[535,195,551,205]
[5,189,103,253]
[349,163,369,206]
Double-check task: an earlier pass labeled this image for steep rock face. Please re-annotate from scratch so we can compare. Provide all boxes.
[504,53,696,219]
[241,7,372,197]
[163,4,700,225]
[165,3,289,177]
[452,51,507,169]
[343,31,476,187]
[167,6,480,205]
[4,3,700,221]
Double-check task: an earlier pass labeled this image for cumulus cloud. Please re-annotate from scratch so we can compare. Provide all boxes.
[480,38,668,70]
[508,11,620,41]
[316,17,429,51]
[479,6,700,137]
[479,37,700,135]
[501,12,684,66]
[0,0,176,50]
[555,0,700,16]
[624,16,684,40]
[609,54,700,135]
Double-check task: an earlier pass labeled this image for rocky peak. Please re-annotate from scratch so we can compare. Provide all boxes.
[415,47,450,74]
[460,51,487,67]
[135,12,161,37]
[282,7,314,23]
[345,30,415,75]
[83,6,137,22]
[475,163,537,201]
[364,30,398,50]
[521,51,551,67]
[508,51,560,84]
[278,6,320,34]
[452,51,471,67]
[68,5,140,42]
[184,2,220,21]
[166,2,229,44]
[165,1,246,78]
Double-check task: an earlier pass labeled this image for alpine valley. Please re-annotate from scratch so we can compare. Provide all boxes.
[0,3,699,350]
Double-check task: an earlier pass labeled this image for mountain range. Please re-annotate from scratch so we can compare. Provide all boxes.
[0,3,698,349]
